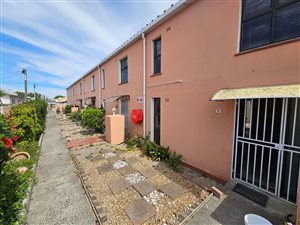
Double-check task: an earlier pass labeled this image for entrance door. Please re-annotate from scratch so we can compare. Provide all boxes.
[233,98,300,204]
[153,98,161,145]
[120,99,129,136]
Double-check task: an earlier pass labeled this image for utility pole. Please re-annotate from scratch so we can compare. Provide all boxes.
[21,68,27,101]
[33,83,36,99]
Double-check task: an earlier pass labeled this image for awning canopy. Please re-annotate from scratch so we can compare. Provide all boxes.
[104,95,130,103]
[211,84,300,101]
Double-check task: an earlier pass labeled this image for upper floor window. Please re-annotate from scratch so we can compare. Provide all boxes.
[73,87,75,96]
[120,57,128,84]
[84,80,86,93]
[91,75,95,91]
[153,37,161,74]
[80,83,82,94]
[101,69,105,89]
[240,0,300,51]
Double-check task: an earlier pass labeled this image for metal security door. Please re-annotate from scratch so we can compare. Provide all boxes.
[232,98,300,204]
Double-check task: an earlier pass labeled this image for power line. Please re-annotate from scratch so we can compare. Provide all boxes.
[0,71,21,75]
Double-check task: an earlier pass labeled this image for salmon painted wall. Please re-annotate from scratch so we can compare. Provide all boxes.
[100,39,144,136]
[66,0,300,182]
[145,0,299,181]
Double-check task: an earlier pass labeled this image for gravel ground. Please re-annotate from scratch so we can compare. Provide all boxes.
[58,116,211,225]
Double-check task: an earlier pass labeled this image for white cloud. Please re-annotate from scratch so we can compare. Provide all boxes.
[2,0,177,95]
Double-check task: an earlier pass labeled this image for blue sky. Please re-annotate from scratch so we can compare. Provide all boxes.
[1,0,177,98]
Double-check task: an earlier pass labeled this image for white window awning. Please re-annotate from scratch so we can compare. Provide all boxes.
[211,84,300,101]
[104,95,129,103]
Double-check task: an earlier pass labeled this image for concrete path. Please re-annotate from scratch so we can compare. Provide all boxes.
[185,181,295,225]
[27,111,95,225]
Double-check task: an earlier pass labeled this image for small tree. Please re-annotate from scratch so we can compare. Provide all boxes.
[82,107,105,133]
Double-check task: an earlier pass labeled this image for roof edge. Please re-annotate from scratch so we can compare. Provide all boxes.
[66,0,193,90]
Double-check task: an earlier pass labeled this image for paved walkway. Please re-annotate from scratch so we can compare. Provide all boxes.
[185,181,295,225]
[27,111,95,225]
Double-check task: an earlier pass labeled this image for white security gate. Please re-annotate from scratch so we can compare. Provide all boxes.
[232,98,300,204]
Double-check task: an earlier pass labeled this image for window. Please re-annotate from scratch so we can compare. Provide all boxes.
[120,57,128,84]
[153,37,161,74]
[101,69,105,89]
[91,76,95,91]
[73,87,75,96]
[80,83,82,94]
[11,99,15,104]
[84,80,86,93]
[240,0,300,51]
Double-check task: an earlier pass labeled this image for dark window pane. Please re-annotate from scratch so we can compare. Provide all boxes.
[244,0,271,19]
[241,13,272,50]
[153,38,161,74]
[154,56,161,74]
[277,0,293,5]
[275,1,300,42]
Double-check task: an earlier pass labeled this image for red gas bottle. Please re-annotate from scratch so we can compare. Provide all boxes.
[131,109,143,124]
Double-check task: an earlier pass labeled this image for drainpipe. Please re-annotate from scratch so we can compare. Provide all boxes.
[142,32,147,139]
[97,66,102,108]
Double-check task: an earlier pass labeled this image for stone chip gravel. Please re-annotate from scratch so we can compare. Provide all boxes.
[113,160,128,169]
[125,172,145,185]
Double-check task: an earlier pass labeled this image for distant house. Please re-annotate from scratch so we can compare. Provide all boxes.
[0,91,26,114]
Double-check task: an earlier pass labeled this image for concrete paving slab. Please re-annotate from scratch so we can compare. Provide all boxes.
[133,180,158,196]
[91,154,105,162]
[118,165,136,176]
[109,177,131,194]
[125,156,140,165]
[27,111,95,225]
[125,198,156,225]
[97,163,115,175]
[138,167,158,178]
[107,155,122,163]
[160,182,186,199]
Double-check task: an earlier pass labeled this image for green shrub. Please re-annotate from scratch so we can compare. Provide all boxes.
[9,103,41,141]
[127,135,144,151]
[0,141,39,225]
[31,99,47,134]
[64,105,72,114]
[168,151,183,172]
[82,107,105,133]
[0,115,13,163]
[69,111,81,122]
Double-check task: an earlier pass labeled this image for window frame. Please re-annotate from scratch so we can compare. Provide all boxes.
[101,69,105,89]
[152,37,161,75]
[240,0,300,51]
[80,83,82,94]
[119,57,128,84]
[91,75,95,92]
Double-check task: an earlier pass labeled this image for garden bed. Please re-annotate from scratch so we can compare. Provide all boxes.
[58,118,213,225]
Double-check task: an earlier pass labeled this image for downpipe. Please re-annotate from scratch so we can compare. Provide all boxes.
[142,32,147,140]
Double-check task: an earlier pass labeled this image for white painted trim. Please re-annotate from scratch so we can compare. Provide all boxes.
[118,60,121,84]
[236,0,242,53]
[150,98,154,142]
[231,100,237,178]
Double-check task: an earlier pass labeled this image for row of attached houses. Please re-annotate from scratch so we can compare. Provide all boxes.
[67,0,300,212]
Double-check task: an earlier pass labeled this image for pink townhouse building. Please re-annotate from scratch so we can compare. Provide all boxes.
[67,0,300,213]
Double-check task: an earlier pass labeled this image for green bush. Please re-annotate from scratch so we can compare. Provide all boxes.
[9,103,41,141]
[31,99,47,134]
[0,142,39,225]
[0,115,13,163]
[168,151,183,172]
[82,107,105,133]
[64,105,72,114]
[126,135,144,151]
[69,111,81,122]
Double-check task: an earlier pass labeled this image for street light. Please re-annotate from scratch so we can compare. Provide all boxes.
[21,68,27,101]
